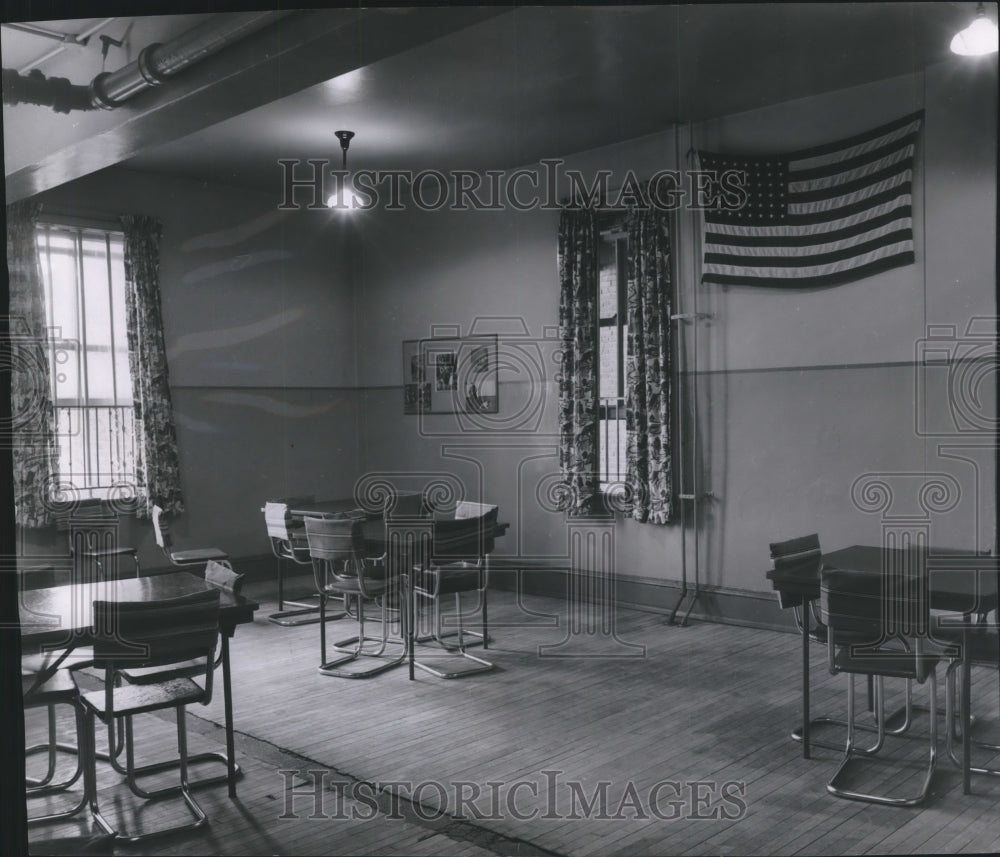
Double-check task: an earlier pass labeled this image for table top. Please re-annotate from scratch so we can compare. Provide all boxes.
[766,544,999,614]
[287,498,511,538]
[20,571,259,646]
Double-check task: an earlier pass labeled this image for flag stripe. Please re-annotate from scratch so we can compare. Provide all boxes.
[785,111,923,165]
[789,157,912,203]
[698,112,921,288]
[705,240,914,278]
[705,204,911,247]
[788,143,914,193]
[702,254,915,288]
[705,220,912,260]
[789,171,911,215]
[705,229,913,267]
[788,131,917,182]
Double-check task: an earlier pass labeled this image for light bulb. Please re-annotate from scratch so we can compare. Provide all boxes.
[951,12,999,56]
[326,186,361,210]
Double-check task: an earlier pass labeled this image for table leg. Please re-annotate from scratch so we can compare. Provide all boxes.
[802,603,811,760]
[963,630,971,795]
[222,631,236,798]
[406,573,415,681]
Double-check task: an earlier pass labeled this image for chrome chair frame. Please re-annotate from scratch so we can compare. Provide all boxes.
[821,567,943,807]
[76,589,222,842]
[23,670,88,825]
[263,498,345,626]
[770,535,913,751]
[151,504,228,568]
[411,509,497,679]
[304,515,405,678]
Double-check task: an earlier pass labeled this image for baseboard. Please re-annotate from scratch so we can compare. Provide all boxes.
[487,559,797,634]
[137,553,798,634]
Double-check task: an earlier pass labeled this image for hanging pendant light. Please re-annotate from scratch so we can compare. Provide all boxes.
[950,3,998,56]
[327,129,361,209]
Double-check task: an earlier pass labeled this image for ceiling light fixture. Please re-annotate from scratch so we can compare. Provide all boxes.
[327,129,360,210]
[950,2,999,56]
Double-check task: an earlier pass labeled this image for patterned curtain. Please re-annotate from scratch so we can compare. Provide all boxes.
[624,206,673,523]
[7,201,57,528]
[557,208,599,516]
[121,215,184,517]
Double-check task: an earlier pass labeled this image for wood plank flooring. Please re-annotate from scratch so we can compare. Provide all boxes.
[25,576,1000,855]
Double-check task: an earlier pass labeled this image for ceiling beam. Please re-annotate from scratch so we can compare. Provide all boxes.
[3,7,511,202]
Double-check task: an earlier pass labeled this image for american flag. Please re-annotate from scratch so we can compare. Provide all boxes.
[699,111,922,288]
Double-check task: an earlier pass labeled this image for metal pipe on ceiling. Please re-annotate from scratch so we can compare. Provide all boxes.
[2,11,292,112]
[89,11,292,109]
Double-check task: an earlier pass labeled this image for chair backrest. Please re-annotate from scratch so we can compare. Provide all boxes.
[455,501,499,555]
[820,567,927,643]
[151,504,171,552]
[303,515,363,564]
[91,589,220,674]
[769,534,822,611]
[386,490,427,520]
[431,509,497,565]
[264,501,294,542]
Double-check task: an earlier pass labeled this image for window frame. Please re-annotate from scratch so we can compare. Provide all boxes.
[596,211,629,493]
[35,218,137,500]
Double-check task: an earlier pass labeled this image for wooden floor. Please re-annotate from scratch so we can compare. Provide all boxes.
[25,576,1000,856]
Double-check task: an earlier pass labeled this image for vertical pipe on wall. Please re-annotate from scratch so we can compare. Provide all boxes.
[667,120,688,625]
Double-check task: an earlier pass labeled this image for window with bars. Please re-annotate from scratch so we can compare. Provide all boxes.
[36,222,137,499]
[597,215,628,490]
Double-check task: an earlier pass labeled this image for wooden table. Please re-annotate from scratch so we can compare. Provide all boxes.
[20,571,259,797]
[766,544,998,759]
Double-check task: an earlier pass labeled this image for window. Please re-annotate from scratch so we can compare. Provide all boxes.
[597,214,628,489]
[36,222,137,499]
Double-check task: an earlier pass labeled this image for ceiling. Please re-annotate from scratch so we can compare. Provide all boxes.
[2,3,996,195]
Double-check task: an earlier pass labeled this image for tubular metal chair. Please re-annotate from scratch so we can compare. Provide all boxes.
[23,666,87,825]
[57,505,140,581]
[100,561,244,791]
[770,535,909,751]
[304,515,404,678]
[75,589,222,842]
[151,504,228,568]
[411,508,497,679]
[263,497,342,626]
[454,501,497,649]
[943,624,1000,792]
[820,566,942,806]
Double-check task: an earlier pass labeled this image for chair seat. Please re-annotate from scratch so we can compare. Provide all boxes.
[416,562,481,596]
[22,670,78,706]
[79,677,205,719]
[323,575,387,597]
[170,547,228,564]
[119,658,208,684]
[76,545,138,558]
[833,647,938,682]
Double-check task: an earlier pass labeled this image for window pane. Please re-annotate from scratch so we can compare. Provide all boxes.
[599,253,618,320]
[81,236,113,349]
[85,347,116,402]
[599,326,619,400]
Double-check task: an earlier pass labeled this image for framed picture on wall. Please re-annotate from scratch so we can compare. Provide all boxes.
[402,334,498,414]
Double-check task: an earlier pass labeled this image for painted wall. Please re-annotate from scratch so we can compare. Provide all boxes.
[21,169,360,572]
[16,58,996,617]
[353,60,997,609]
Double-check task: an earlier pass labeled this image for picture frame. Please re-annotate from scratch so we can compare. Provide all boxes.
[402,334,498,414]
